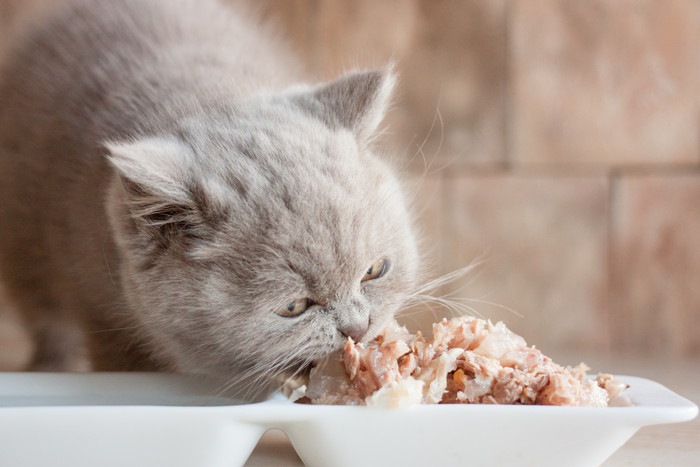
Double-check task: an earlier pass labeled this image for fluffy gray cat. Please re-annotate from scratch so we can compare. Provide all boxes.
[0,0,420,390]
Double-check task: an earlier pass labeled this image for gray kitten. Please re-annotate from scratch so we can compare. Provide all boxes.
[0,0,420,388]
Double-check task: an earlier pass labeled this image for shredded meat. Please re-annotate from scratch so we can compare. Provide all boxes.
[291,317,628,408]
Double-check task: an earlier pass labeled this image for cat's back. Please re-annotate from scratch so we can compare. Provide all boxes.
[0,0,298,146]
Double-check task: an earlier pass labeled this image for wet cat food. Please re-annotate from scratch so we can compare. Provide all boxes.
[288,316,627,408]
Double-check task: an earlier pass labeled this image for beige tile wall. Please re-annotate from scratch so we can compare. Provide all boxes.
[611,174,700,355]
[1,0,698,367]
[511,0,699,167]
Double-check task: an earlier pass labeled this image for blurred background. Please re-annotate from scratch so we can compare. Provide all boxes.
[0,0,698,365]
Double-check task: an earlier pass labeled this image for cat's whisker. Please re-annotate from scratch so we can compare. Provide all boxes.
[267,355,315,397]
[433,266,492,301]
[215,341,314,401]
[444,296,523,319]
[429,294,478,317]
[402,133,443,213]
[408,256,487,298]
[421,271,522,320]
[238,369,279,401]
[396,308,439,321]
[213,367,271,401]
[399,107,435,173]
[396,297,442,320]
[419,96,468,177]
[424,108,445,176]
[238,352,307,401]
[400,94,446,191]
[87,325,140,334]
[401,288,523,323]
[250,352,301,386]
[393,96,446,243]
[210,358,277,399]
[397,257,487,319]
[399,293,482,320]
[271,355,315,395]
[414,94,444,174]
[418,294,485,319]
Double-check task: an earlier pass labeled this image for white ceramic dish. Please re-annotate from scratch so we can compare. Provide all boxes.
[0,373,696,467]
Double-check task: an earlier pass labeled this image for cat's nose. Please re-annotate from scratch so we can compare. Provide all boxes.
[339,319,369,342]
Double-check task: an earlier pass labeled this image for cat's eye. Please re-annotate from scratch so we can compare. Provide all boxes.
[278,298,310,317]
[362,258,389,282]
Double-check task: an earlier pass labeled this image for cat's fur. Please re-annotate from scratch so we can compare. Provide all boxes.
[0,0,419,384]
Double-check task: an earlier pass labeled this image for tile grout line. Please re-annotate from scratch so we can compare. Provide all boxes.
[428,162,700,180]
[606,169,621,356]
[503,0,514,174]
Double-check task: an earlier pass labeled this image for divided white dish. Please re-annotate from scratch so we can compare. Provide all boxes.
[0,373,696,467]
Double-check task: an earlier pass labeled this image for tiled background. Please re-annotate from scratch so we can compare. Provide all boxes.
[1,0,699,370]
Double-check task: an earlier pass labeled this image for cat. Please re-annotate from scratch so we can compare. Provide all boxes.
[0,0,420,391]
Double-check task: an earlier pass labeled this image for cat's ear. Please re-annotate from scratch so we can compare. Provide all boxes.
[105,137,205,241]
[293,66,396,142]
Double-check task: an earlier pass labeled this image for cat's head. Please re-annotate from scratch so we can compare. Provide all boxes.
[105,68,420,385]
